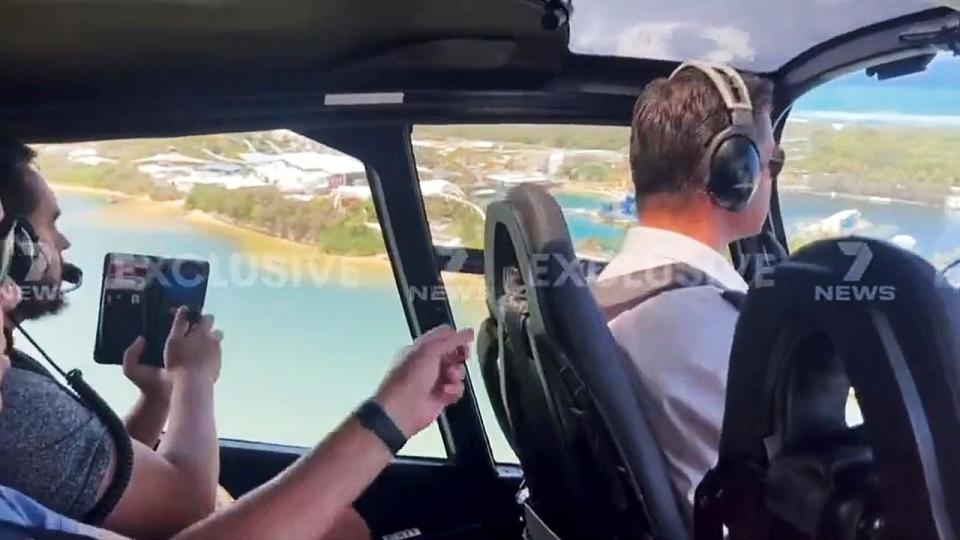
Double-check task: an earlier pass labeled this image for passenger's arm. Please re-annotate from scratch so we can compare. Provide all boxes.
[121,336,172,448]
[173,325,473,540]
[101,309,223,540]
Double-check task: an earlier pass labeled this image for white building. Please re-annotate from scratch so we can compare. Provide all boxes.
[136,152,213,181]
[239,151,366,194]
[67,148,117,166]
[280,152,367,187]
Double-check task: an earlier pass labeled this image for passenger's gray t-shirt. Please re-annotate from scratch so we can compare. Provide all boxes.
[0,354,114,520]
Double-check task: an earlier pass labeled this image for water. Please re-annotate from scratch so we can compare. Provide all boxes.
[780,192,960,263]
[557,189,960,265]
[552,191,627,248]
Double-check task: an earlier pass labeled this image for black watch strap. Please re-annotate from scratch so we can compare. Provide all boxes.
[355,400,407,455]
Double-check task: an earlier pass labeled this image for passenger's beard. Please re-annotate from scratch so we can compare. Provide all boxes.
[12,279,67,323]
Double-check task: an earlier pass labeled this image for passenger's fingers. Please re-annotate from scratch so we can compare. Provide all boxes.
[447,344,470,365]
[170,306,191,336]
[122,336,146,366]
[441,363,467,385]
[422,328,474,357]
[200,314,215,333]
[413,325,455,348]
[439,382,465,404]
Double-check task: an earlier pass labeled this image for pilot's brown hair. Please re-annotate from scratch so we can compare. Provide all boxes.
[630,68,774,198]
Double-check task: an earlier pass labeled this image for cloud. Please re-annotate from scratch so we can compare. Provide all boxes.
[614,22,684,59]
[608,22,756,66]
[701,26,756,64]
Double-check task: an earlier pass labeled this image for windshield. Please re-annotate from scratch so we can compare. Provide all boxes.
[781,54,960,269]
[569,0,944,71]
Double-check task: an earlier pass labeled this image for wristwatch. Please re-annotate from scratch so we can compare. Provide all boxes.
[355,400,407,455]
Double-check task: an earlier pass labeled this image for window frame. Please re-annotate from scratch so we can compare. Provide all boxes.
[298,126,514,475]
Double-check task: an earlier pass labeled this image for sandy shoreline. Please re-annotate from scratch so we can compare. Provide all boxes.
[50,182,487,293]
[778,184,936,207]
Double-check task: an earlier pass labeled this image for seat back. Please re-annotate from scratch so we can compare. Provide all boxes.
[697,237,960,539]
[479,185,687,540]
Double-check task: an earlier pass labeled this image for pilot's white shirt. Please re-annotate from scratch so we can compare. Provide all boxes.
[597,226,748,514]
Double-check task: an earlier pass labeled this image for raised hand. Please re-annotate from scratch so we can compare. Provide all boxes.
[373,325,474,438]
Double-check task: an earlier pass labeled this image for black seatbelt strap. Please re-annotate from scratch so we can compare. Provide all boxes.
[592,262,745,320]
[720,289,746,310]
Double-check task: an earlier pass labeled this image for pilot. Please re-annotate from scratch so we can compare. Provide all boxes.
[0,141,364,539]
[594,62,781,510]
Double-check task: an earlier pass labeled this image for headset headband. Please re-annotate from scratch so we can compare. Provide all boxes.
[669,61,754,128]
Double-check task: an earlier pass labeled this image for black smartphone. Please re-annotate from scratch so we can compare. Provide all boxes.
[94,253,210,367]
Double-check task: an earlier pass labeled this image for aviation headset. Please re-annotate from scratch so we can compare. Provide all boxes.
[668,61,763,212]
[0,217,81,288]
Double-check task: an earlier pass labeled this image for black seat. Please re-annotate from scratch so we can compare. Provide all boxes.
[477,184,688,540]
[696,237,960,539]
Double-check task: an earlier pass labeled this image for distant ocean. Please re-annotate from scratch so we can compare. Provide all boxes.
[791,55,960,127]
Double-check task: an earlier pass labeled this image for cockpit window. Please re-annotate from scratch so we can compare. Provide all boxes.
[781,54,960,270]
[413,124,638,463]
[413,125,632,261]
[22,131,448,457]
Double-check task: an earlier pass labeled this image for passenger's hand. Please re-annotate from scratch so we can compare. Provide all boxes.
[374,325,474,438]
[164,307,224,384]
[123,336,173,399]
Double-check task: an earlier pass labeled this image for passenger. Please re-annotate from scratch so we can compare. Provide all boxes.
[0,141,365,539]
[0,276,473,539]
[595,63,778,509]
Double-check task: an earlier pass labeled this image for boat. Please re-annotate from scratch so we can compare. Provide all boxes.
[598,193,637,223]
[803,209,868,235]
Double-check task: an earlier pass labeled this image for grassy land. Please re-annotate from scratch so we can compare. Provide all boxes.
[774,122,960,204]
[414,125,630,151]
[31,122,960,261]
[415,123,960,203]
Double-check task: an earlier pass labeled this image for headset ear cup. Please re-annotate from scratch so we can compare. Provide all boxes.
[707,135,762,212]
[7,219,41,285]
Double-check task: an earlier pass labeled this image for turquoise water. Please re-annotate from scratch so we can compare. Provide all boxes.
[557,189,960,264]
[780,193,960,262]
[552,192,627,248]
[19,193,456,457]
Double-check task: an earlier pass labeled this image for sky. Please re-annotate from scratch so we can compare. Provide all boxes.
[792,54,960,121]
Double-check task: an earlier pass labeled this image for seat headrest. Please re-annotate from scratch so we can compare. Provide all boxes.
[721,237,960,538]
[484,184,689,539]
